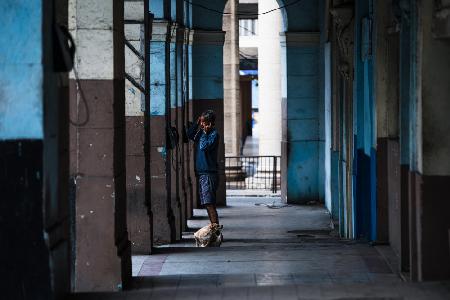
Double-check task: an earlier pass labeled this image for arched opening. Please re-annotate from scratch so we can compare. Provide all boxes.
[223,0,286,198]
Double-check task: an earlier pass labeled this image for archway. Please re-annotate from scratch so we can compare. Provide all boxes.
[223,0,288,198]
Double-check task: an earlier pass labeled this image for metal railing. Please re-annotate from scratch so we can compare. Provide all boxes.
[225,156,281,193]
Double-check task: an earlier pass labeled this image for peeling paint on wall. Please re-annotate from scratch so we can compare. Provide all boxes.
[150,42,167,116]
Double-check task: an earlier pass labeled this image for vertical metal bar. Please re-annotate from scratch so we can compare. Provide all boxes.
[252,156,254,189]
[247,156,250,189]
[258,156,266,189]
[237,157,240,189]
[248,156,250,190]
[254,156,255,189]
[243,156,245,190]
[225,157,227,189]
[243,156,246,189]
[229,157,231,190]
[260,156,262,190]
[265,156,272,191]
[272,156,277,193]
[260,156,263,190]
[265,156,268,191]
[240,156,242,190]
[144,7,153,243]
[266,156,268,191]
[164,21,171,223]
[247,156,249,189]
[226,157,228,189]
[252,156,255,189]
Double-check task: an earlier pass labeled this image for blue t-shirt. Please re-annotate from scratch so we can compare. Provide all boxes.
[187,123,219,174]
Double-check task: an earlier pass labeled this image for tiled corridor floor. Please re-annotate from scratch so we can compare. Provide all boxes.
[73,197,450,299]
[133,197,395,281]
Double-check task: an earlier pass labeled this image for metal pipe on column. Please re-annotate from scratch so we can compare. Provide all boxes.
[144,2,154,251]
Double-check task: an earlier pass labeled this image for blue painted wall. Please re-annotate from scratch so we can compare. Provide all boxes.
[150,41,167,115]
[324,42,332,213]
[185,0,192,28]
[177,38,184,108]
[0,0,44,140]
[283,0,323,203]
[150,0,165,19]
[285,0,319,32]
[191,0,225,30]
[285,44,322,202]
[170,41,177,108]
[188,43,193,101]
[191,44,224,100]
[190,0,224,101]
[318,0,326,203]
[171,0,177,21]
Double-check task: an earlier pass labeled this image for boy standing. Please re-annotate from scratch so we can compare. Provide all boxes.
[187,110,220,225]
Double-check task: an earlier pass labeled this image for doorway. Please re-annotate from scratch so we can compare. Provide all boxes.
[223,0,284,198]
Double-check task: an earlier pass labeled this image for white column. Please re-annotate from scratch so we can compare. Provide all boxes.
[258,0,282,156]
[223,0,241,156]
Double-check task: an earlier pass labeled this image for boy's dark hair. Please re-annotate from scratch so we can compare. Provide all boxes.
[201,110,216,125]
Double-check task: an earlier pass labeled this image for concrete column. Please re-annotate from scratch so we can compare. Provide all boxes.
[397,0,417,280]
[69,0,131,291]
[223,0,242,156]
[45,1,72,295]
[353,1,377,241]
[258,0,282,156]
[123,0,152,254]
[169,23,182,241]
[176,26,189,231]
[0,1,70,297]
[281,32,322,204]
[150,20,176,244]
[191,30,227,206]
[374,0,401,253]
[186,30,198,210]
[413,0,450,281]
[329,4,355,238]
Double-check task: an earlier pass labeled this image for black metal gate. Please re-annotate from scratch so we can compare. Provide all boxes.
[225,156,281,193]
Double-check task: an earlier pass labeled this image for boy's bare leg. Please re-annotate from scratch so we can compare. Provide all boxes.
[205,204,219,225]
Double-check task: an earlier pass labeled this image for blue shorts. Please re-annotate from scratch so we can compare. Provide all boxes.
[198,174,218,205]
